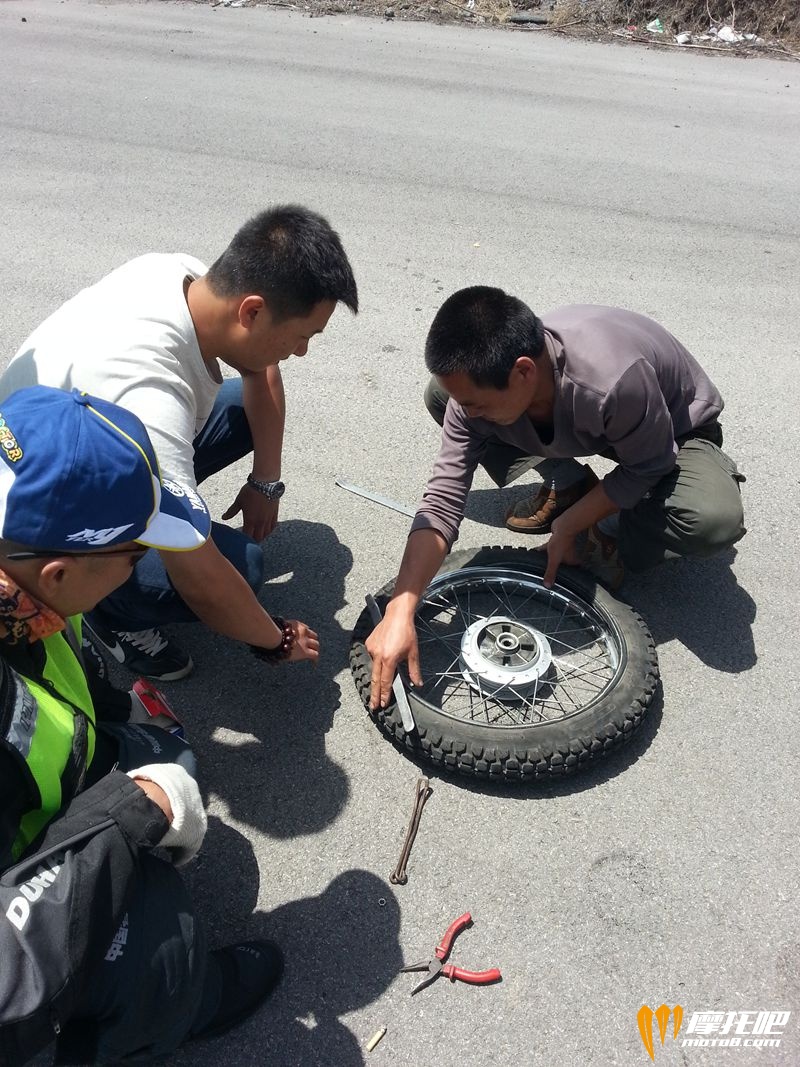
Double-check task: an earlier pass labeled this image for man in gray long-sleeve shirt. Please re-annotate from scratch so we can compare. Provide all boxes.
[365,287,745,710]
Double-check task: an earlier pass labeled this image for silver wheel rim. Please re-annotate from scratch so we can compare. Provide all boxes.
[413,567,624,728]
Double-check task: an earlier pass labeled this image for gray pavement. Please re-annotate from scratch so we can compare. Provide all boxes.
[1,2,799,1064]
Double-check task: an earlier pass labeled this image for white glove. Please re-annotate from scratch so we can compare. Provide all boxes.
[127,763,207,866]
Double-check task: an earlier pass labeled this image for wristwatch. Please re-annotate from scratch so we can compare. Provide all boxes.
[246,474,286,500]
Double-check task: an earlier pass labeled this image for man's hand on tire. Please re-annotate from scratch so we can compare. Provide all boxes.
[365,611,422,709]
[543,517,582,587]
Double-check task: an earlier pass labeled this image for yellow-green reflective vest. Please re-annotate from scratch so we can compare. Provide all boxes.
[8,617,97,859]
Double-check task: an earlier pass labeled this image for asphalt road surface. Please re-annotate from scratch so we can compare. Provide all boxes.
[1,2,798,1064]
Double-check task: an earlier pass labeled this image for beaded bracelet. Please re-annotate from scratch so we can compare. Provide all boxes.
[250,617,295,663]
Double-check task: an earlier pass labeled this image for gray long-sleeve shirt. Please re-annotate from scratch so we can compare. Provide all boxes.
[411,305,724,547]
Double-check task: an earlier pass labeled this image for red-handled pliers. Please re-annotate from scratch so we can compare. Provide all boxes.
[401,912,502,995]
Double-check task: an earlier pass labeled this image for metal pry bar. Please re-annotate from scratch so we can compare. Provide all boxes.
[335,478,416,518]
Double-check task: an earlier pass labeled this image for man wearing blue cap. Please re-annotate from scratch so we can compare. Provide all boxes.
[0,205,354,680]
[0,387,284,1065]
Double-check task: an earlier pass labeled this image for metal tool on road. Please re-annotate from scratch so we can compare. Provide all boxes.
[401,913,502,995]
[335,478,416,519]
[364,594,417,734]
[389,776,432,886]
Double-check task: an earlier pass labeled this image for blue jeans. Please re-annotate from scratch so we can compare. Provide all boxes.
[90,379,265,631]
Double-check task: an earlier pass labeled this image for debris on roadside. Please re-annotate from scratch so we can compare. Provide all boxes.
[552,1,800,57]
[607,14,797,57]
[707,25,766,44]
[366,1026,387,1052]
[716,23,743,42]
[508,12,550,25]
[205,0,800,56]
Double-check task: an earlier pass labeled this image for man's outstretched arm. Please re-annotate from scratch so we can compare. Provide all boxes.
[366,395,486,708]
[222,366,286,541]
[365,528,448,709]
[162,537,319,662]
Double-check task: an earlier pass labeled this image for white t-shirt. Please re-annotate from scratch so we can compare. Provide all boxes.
[1,254,222,489]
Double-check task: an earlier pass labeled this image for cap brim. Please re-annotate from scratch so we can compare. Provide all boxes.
[137,477,211,551]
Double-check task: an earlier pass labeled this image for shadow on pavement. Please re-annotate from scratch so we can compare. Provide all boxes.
[625,548,757,673]
[186,840,401,1067]
[182,518,354,840]
[463,484,526,528]
[260,869,401,1067]
[186,816,263,943]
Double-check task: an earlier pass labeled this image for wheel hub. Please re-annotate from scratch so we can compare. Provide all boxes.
[460,615,553,696]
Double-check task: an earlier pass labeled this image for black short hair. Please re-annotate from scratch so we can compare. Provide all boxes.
[206,205,358,321]
[425,286,545,389]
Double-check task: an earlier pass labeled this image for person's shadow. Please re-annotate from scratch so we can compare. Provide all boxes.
[179,519,355,840]
[261,869,401,1067]
[625,547,757,673]
[184,818,402,1067]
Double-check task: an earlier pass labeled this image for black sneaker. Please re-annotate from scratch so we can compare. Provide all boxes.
[190,941,285,1043]
[83,616,193,681]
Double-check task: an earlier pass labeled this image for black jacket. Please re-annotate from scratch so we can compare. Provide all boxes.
[0,639,169,1067]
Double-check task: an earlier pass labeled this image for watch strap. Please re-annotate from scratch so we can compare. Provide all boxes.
[246,474,285,499]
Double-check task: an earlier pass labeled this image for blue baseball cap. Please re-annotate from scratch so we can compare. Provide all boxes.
[0,386,211,552]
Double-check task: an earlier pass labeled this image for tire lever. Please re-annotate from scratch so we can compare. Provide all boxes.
[365,594,417,734]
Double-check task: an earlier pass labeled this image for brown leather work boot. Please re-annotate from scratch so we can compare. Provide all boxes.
[505,465,599,534]
[580,522,625,591]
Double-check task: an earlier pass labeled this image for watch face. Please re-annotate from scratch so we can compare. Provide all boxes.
[271,481,286,499]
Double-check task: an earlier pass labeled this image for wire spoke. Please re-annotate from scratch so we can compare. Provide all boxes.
[449,590,471,628]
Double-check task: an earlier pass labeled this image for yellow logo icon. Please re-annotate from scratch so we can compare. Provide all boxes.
[637,1004,684,1060]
